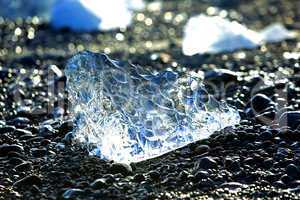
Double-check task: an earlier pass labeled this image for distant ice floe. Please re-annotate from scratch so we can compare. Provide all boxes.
[0,0,144,31]
[51,0,144,31]
[182,15,296,56]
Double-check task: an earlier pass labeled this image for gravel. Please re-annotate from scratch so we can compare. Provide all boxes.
[1,0,300,199]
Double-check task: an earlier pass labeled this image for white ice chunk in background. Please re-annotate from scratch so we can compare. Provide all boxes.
[0,0,144,31]
[65,51,240,163]
[182,15,295,56]
[51,0,144,31]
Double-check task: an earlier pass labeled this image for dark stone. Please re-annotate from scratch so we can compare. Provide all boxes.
[248,94,276,114]
[263,158,274,169]
[194,170,209,180]
[194,145,210,155]
[110,163,133,176]
[90,178,107,189]
[286,164,300,179]
[148,170,160,181]
[279,111,300,129]
[38,124,56,138]
[205,69,238,83]
[59,120,73,135]
[259,131,273,140]
[133,174,145,182]
[9,157,25,165]
[14,174,42,188]
[196,157,218,170]
[0,144,24,156]
[220,182,246,189]
[0,126,16,134]
[14,162,32,172]
[14,129,32,137]
[62,188,84,199]
[0,120,5,126]
[7,117,31,128]
[31,148,47,157]
[63,132,74,144]
[224,158,240,171]
[281,174,293,184]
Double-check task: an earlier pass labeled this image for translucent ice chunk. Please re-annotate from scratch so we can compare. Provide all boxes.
[183,15,295,56]
[65,51,240,163]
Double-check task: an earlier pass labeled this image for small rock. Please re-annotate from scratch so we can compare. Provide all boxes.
[196,156,218,170]
[224,157,240,171]
[14,175,41,188]
[0,144,24,156]
[59,120,73,135]
[55,143,65,150]
[0,126,16,134]
[194,145,210,155]
[259,130,273,140]
[62,188,84,199]
[63,132,74,144]
[7,117,31,128]
[279,111,300,129]
[133,174,145,182]
[248,94,276,114]
[14,129,32,137]
[220,182,247,189]
[281,174,293,184]
[9,157,25,165]
[14,162,32,172]
[0,120,5,126]
[90,178,107,189]
[31,148,47,157]
[194,170,209,180]
[38,124,56,138]
[205,69,238,83]
[286,164,300,179]
[148,170,160,181]
[110,163,133,176]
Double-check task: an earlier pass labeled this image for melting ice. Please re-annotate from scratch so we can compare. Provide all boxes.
[183,15,295,56]
[65,51,240,163]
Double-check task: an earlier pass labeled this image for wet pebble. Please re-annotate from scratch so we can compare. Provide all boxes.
[38,124,57,138]
[14,161,32,172]
[31,148,47,157]
[110,163,133,176]
[14,128,32,137]
[247,94,276,115]
[62,188,84,199]
[0,125,16,134]
[196,156,218,170]
[0,144,23,156]
[279,111,300,129]
[286,164,300,179]
[205,69,238,83]
[90,178,108,189]
[194,144,210,155]
[14,174,42,188]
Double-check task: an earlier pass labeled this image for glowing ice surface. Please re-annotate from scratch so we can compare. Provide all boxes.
[183,15,295,56]
[65,51,240,163]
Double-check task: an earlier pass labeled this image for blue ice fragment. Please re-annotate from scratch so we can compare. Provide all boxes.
[65,51,240,163]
